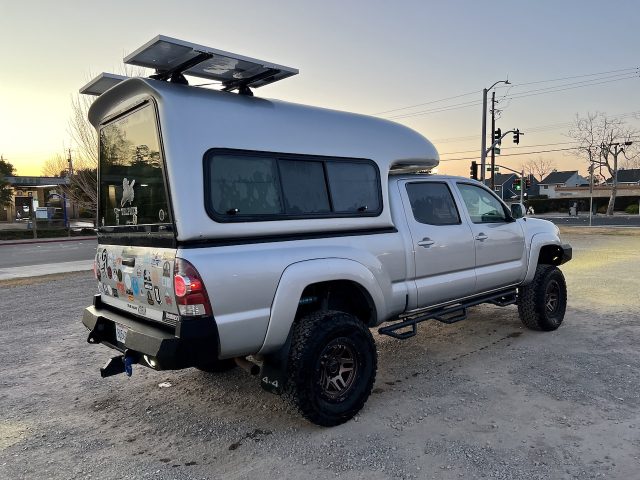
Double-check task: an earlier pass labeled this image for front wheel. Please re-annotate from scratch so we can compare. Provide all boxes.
[518,265,567,331]
[285,310,377,427]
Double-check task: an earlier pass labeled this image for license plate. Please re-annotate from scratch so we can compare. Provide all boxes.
[115,323,128,344]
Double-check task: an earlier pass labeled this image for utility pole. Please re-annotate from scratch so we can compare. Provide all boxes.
[67,148,74,176]
[480,79,509,182]
[588,160,594,227]
[490,90,496,190]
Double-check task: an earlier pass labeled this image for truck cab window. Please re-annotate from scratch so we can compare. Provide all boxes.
[457,183,508,223]
[406,182,460,225]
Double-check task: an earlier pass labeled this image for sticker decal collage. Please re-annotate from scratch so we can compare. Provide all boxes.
[95,245,180,322]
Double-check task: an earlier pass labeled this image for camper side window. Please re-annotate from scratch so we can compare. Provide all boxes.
[204,150,381,221]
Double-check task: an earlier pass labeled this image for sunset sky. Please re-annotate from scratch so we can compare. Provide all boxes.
[1,0,638,177]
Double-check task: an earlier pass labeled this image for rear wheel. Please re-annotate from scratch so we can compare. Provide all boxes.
[285,310,377,427]
[518,265,567,331]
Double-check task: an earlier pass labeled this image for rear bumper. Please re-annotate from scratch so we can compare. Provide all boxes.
[82,294,219,370]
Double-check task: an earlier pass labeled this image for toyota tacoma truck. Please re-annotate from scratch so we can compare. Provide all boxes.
[81,35,571,426]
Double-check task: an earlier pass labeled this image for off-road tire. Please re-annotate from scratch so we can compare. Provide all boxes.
[285,310,377,427]
[518,265,567,331]
[195,358,237,373]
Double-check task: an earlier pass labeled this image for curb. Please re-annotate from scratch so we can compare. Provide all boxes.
[0,236,97,246]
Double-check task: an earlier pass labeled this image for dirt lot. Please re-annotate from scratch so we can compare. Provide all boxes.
[1,230,639,479]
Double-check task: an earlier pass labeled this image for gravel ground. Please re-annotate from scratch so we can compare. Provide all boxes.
[1,230,639,479]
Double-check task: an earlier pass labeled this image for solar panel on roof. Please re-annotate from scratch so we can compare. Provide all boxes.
[79,73,128,96]
[123,35,298,91]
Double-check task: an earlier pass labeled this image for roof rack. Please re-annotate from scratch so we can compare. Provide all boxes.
[123,35,298,95]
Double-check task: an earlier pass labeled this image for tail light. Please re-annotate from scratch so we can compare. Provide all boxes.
[174,258,212,317]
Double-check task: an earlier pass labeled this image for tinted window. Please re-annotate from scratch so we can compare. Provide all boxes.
[204,151,381,221]
[99,103,169,227]
[208,155,282,215]
[326,162,379,213]
[457,183,508,223]
[279,159,330,214]
[406,182,460,225]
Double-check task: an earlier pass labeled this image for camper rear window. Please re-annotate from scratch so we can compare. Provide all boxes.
[204,150,381,221]
[98,103,170,227]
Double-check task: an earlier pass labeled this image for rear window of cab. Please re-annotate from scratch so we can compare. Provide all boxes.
[203,150,382,222]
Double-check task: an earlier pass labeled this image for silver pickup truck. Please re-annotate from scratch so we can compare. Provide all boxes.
[82,36,571,427]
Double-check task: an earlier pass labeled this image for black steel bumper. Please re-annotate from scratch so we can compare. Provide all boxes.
[82,295,219,370]
[561,243,572,264]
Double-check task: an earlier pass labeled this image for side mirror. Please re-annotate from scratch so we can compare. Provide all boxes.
[510,203,525,219]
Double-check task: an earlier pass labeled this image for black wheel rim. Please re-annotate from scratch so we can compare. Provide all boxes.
[545,280,560,315]
[317,338,358,401]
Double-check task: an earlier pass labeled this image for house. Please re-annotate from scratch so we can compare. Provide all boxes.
[538,170,588,199]
[605,168,640,185]
[484,173,539,200]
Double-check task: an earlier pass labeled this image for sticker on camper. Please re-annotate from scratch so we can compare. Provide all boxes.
[159,209,166,222]
[121,178,135,207]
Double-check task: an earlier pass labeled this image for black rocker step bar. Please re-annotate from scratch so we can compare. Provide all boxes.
[378,288,518,340]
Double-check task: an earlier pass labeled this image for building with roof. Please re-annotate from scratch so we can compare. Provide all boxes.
[0,176,74,222]
[538,170,588,199]
[484,173,539,200]
[605,168,640,185]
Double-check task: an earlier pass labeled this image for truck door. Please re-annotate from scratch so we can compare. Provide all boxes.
[399,180,477,308]
[454,182,526,292]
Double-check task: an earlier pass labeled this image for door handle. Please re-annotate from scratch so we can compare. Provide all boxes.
[475,233,488,241]
[417,237,435,248]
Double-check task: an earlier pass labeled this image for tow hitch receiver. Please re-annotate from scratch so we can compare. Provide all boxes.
[100,351,140,378]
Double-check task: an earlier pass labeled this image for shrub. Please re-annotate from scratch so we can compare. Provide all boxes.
[625,204,639,214]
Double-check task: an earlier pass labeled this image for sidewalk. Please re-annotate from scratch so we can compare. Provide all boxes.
[0,260,93,281]
[0,236,96,246]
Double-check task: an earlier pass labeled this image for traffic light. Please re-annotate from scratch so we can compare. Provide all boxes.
[513,178,522,191]
[513,129,521,145]
[494,128,502,143]
[525,176,531,188]
[470,161,478,180]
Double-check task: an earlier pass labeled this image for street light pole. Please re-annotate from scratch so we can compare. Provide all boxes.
[480,79,509,183]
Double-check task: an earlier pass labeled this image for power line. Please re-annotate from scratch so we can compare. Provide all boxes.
[431,110,640,144]
[439,147,579,162]
[389,74,639,121]
[494,67,638,89]
[439,141,577,156]
[373,66,639,120]
[505,74,639,101]
[371,90,479,116]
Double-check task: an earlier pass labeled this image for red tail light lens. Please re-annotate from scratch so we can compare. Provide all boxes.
[173,259,212,317]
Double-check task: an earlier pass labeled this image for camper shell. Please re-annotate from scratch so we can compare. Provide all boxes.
[89,77,438,244]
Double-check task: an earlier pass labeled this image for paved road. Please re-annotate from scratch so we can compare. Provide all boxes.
[536,214,640,227]
[0,239,97,268]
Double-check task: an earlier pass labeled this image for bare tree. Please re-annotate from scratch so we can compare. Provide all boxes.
[55,66,149,217]
[568,112,639,215]
[521,157,555,182]
[42,152,97,212]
